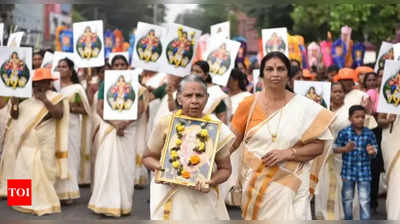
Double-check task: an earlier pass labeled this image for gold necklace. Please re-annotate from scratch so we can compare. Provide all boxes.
[267,108,283,143]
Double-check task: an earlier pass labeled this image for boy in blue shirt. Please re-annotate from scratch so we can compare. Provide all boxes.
[333,105,378,220]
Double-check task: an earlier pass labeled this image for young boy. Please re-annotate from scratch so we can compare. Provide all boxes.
[333,105,378,220]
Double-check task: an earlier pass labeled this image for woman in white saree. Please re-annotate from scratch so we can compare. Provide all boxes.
[378,113,399,220]
[143,74,235,220]
[0,68,69,215]
[89,55,146,217]
[231,52,334,220]
[55,58,91,203]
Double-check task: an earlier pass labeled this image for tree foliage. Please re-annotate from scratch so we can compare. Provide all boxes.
[174,4,235,35]
[290,4,400,44]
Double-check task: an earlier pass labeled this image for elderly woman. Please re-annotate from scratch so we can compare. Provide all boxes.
[231,52,334,220]
[143,74,236,220]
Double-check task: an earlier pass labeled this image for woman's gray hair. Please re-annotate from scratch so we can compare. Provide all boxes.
[177,74,208,96]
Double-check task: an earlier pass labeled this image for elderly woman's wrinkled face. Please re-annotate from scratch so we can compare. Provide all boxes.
[263,57,289,89]
[178,81,208,118]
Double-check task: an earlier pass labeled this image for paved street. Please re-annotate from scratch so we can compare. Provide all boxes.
[0,185,386,221]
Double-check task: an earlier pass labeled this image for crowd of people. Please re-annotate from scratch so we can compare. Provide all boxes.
[0,24,398,221]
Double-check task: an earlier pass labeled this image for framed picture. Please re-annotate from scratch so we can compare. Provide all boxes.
[377,60,400,115]
[262,27,288,57]
[131,22,166,71]
[160,23,201,77]
[0,47,32,98]
[203,36,240,86]
[375,41,393,72]
[156,114,221,187]
[210,21,230,39]
[73,20,104,68]
[294,80,331,109]
[40,51,54,69]
[103,69,140,120]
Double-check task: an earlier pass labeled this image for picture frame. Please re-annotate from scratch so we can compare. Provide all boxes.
[156,113,222,187]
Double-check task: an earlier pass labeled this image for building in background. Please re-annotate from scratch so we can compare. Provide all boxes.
[236,11,258,55]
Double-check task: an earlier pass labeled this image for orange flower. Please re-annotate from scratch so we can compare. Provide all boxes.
[190,155,201,165]
[181,170,191,179]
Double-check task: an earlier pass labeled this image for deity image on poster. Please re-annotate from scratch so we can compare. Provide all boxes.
[265,32,286,54]
[136,29,162,62]
[0,51,30,89]
[166,27,196,68]
[60,30,73,52]
[378,48,394,71]
[305,86,327,108]
[206,43,231,75]
[76,26,102,59]
[382,71,400,107]
[106,75,136,112]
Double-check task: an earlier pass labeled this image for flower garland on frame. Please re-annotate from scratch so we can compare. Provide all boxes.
[168,110,211,179]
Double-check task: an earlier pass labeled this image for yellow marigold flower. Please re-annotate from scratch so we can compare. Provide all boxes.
[175,139,182,146]
[203,114,211,121]
[170,150,179,159]
[200,129,208,138]
[189,155,201,165]
[176,124,185,132]
[181,170,191,179]
[172,160,180,169]
[198,141,205,151]
[176,110,182,116]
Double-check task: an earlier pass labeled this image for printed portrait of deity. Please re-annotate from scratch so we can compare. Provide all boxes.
[166,27,196,68]
[76,26,102,59]
[106,75,136,112]
[206,43,231,75]
[378,48,394,71]
[136,29,162,63]
[305,86,327,108]
[0,52,30,89]
[265,32,286,54]
[383,71,400,107]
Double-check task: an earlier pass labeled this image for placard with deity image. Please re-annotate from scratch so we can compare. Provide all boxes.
[156,113,221,187]
[294,80,331,109]
[7,32,24,48]
[51,51,77,91]
[40,51,54,69]
[375,42,393,72]
[203,36,240,86]
[73,20,104,68]
[131,22,166,71]
[0,47,32,98]
[103,69,140,120]
[393,43,400,61]
[210,21,230,39]
[377,60,400,115]
[262,27,288,57]
[160,23,201,77]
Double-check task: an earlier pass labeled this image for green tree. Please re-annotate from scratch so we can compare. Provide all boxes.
[174,4,235,35]
[290,4,400,44]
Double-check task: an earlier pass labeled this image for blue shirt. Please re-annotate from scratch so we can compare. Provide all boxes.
[334,125,378,182]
